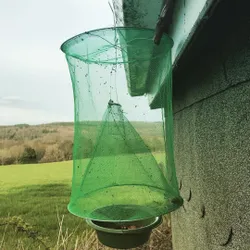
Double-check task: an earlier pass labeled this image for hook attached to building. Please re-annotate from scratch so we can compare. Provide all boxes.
[154,0,174,45]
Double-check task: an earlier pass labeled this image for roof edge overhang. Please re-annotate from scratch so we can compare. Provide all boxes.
[151,0,223,108]
[114,0,223,108]
[170,0,221,69]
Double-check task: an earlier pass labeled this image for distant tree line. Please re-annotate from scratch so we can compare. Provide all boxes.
[0,123,165,165]
[0,137,164,165]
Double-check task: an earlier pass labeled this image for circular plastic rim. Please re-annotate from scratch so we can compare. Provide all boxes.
[86,216,162,234]
[60,26,174,64]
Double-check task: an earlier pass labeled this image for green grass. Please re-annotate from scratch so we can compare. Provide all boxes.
[0,161,87,249]
[0,161,73,191]
[0,154,165,249]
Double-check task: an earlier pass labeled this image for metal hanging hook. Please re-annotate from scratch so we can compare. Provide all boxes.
[154,0,175,45]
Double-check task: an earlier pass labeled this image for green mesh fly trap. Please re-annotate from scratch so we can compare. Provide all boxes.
[61,27,183,222]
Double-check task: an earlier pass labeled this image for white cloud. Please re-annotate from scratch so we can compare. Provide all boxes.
[0,106,72,125]
[0,96,40,110]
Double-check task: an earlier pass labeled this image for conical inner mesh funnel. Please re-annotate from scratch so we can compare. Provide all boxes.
[61,27,182,221]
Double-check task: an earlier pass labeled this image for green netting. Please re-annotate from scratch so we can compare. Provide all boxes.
[61,27,182,222]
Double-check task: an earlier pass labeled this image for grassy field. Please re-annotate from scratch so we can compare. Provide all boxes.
[0,160,82,249]
[0,155,172,250]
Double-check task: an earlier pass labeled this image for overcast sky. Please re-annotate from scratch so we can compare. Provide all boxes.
[0,0,115,125]
[0,0,163,125]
